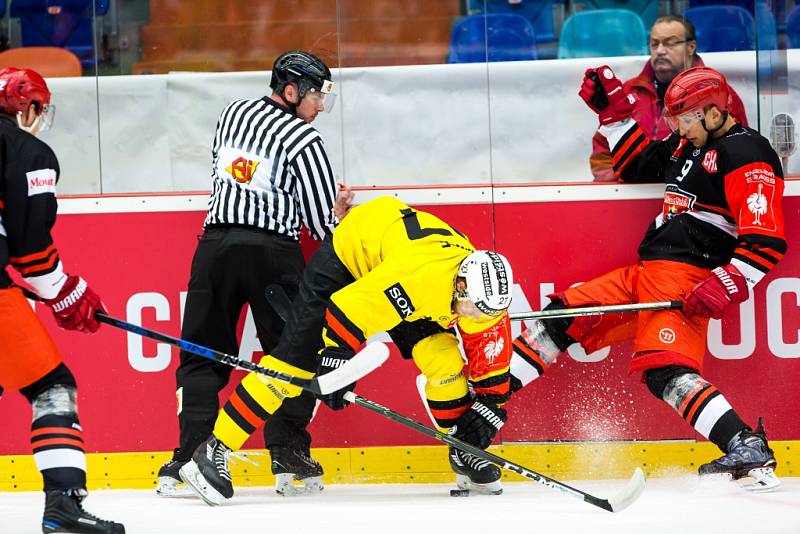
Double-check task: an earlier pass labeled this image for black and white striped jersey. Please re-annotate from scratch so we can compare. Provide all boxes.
[204,97,337,241]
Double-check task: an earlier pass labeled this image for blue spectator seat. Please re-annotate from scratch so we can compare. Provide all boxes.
[689,0,756,10]
[1,1,5,17]
[448,13,538,63]
[557,9,647,59]
[578,0,658,28]
[9,0,110,66]
[754,1,777,50]
[466,0,557,44]
[787,5,800,48]
[683,6,756,52]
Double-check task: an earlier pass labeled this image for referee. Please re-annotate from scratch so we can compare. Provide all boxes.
[157,50,353,497]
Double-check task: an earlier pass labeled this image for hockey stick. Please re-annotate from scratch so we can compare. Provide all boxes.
[343,391,645,513]
[94,312,388,396]
[510,300,682,321]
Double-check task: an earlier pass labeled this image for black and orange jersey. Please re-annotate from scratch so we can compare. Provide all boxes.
[605,120,786,287]
[0,116,66,298]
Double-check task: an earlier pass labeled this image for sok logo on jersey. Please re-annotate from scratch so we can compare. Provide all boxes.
[384,283,415,319]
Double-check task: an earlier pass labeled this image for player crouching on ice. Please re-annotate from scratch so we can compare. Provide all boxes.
[179,196,516,504]
[508,66,784,492]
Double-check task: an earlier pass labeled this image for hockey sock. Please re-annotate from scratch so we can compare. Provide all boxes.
[510,320,562,389]
[660,372,747,451]
[30,385,87,491]
[214,355,313,450]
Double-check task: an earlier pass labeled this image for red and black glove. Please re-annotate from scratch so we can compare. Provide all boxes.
[579,65,636,125]
[684,264,749,319]
[44,275,106,333]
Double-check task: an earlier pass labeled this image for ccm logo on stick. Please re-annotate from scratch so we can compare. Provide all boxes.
[385,283,415,318]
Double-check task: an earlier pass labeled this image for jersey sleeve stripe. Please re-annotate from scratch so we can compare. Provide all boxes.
[13,248,59,276]
[10,243,57,264]
[324,306,365,351]
[611,123,648,173]
[733,247,776,272]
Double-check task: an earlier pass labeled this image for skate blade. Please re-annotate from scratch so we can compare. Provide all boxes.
[179,462,226,506]
[738,467,781,493]
[455,474,503,495]
[156,477,197,498]
[275,474,325,496]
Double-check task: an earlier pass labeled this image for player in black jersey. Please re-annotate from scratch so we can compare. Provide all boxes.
[157,50,354,498]
[508,66,785,492]
[0,68,124,532]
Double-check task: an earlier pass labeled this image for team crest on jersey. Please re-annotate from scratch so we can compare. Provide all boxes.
[741,166,778,231]
[702,150,718,173]
[483,337,504,364]
[226,157,259,184]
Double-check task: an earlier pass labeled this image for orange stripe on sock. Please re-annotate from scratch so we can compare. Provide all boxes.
[325,309,361,351]
[677,383,706,416]
[685,386,718,424]
[228,393,265,430]
[513,339,548,371]
[430,406,470,420]
[32,437,85,450]
[31,427,83,439]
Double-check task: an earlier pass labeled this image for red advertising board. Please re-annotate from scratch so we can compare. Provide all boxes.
[1,195,798,454]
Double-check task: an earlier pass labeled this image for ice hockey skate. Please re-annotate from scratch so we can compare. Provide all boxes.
[448,447,502,495]
[42,489,125,533]
[179,436,235,506]
[270,446,325,496]
[155,453,194,498]
[699,418,780,492]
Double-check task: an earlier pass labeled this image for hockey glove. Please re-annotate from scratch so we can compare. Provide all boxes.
[579,66,636,125]
[684,264,749,319]
[449,397,507,450]
[316,347,356,411]
[44,275,106,333]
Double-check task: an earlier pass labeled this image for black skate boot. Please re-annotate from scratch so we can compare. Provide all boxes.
[448,447,502,495]
[42,489,125,533]
[270,446,325,496]
[155,449,192,498]
[698,418,780,492]
[179,436,234,506]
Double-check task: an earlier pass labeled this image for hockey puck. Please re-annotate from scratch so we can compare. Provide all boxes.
[449,489,470,497]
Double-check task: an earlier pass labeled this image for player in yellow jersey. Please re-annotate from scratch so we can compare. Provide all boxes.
[179,196,515,504]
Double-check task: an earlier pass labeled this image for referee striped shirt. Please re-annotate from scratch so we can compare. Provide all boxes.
[204,97,337,241]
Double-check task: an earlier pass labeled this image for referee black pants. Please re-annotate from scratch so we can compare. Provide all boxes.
[173,227,316,462]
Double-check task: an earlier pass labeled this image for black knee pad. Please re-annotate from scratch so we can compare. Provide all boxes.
[644,365,698,399]
[540,299,578,352]
[388,320,452,360]
[19,363,76,404]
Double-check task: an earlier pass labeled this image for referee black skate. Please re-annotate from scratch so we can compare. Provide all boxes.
[157,50,353,498]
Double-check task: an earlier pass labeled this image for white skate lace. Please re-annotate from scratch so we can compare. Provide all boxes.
[460,451,492,471]
[227,450,265,467]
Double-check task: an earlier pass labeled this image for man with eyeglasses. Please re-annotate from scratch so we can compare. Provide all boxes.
[589,15,748,182]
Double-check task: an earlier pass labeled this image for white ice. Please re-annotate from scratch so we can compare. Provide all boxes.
[2,477,798,534]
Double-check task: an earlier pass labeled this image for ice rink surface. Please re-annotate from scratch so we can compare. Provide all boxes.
[2,477,799,534]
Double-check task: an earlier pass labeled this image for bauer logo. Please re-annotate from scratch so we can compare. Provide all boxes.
[385,283,415,318]
[26,168,57,196]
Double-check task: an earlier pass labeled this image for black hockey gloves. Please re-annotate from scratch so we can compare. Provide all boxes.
[449,397,507,450]
[316,347,356,410]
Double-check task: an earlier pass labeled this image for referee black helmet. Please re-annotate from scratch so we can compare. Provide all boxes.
[270,51,332,100]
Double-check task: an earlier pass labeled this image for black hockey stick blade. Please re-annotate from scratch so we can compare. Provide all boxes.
[510,300,682,322]
[96,312,388,395]
[343,392,645,513]
[265,283,291,322]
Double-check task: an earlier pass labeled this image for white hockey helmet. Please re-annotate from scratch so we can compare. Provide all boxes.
[456,251,513,316]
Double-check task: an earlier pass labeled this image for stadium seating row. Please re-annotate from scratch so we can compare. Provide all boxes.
[2,1,800,74]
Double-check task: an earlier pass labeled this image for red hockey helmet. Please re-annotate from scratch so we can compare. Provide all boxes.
[664,67,729,131]
[0,68,54,131]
